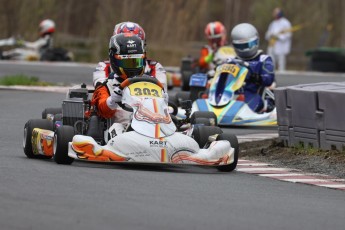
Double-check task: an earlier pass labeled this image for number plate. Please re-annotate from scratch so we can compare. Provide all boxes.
[218,64,240,76]
[128,82,162,97]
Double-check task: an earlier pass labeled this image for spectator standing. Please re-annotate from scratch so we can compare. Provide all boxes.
[265,7,292,71]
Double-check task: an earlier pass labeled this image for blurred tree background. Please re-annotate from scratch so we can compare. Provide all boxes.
[0,0,344,69]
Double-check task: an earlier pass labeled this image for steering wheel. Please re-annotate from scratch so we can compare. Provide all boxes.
[119,76,165,91]
[118,76,165,112]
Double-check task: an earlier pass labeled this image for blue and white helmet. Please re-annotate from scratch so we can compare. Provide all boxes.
[231,23,259,59]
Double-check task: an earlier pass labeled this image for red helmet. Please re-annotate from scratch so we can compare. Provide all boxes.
[113,22,146,41]
[39,19,55,36]
[204,21,227,47]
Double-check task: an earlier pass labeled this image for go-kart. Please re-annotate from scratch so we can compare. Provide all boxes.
[23,77,239,172]
[174,61,277,126]
[173,45,236,109]
[190,62,277,126]
[0,36,73,61]
[180,46,236,91]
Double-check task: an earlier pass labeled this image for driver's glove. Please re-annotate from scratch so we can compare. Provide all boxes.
[226,57,250,68]
[207,69,215,78]
[106,85,123,109]
[205,52,214,64]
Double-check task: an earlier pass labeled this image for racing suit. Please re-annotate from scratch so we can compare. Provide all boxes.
[228,50,275,113]
[24,34,53,54]
[199,45,215,72]
[92,59,167,124]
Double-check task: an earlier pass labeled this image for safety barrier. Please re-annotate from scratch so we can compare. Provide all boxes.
[275,82,345,151]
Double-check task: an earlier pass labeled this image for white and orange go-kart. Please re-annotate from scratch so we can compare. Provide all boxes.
[23,77,238,172]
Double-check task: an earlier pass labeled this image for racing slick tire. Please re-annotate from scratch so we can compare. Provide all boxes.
[53,125,75,165]
[216,133,239,172]
[23,119,54,159]
[173,92,191,107]
[42,107,62,119]
[181,74,191,91]
[192,125,223,148]
[168,100,178,116]
[190,111,217,126]
[192,117,211,126]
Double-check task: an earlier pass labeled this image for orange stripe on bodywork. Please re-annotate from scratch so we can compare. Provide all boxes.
[161,148,167,162]
[153,98,160,138]
[160,137,167,162]
[155,124,160,138]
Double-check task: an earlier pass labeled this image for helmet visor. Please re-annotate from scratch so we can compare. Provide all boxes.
[233,39,258,51]
[113,54,145,69]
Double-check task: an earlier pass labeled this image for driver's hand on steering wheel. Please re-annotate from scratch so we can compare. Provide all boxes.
[108,85,123,105]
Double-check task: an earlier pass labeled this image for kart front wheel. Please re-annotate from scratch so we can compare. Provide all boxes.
[174,91,191,106]
[191,111,217,126]
[23,119,54,159]
[168,100,178,116]
[192,125,223,148]
[216,133,239,172]
[53,125,74,165]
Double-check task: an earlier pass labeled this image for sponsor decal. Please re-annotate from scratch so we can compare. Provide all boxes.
[127,150,151,157]
[127,40,137,48]
[31,129,39,155]
[149,140,167,147]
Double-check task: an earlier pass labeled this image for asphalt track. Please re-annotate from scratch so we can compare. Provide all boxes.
[1,61,345,229]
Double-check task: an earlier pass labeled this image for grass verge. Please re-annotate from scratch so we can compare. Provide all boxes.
[0,75,55,86]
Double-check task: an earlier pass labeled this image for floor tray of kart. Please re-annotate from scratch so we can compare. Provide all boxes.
[23,77,239,172]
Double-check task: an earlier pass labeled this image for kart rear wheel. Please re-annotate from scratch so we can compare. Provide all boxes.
[216,133,239,172]
[191,111,217,126]
[42,107,62,119]
[174,92,191,106]
[23,119,54,159]
[192,125,222,148]
[53,125,75,165]
[182,74,191,91]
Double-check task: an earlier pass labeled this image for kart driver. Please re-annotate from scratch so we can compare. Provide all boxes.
[228,23,275,113]
[22,19,55,54]
[93,21,167,92]
[199,21,227,72]
[91,33,168,135]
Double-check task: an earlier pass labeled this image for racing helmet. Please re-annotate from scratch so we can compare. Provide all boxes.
[109,33,146,80]
[231,23,259,59]
[204,21,227,47]
[113,21,146,41]
[39,19,55,36]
